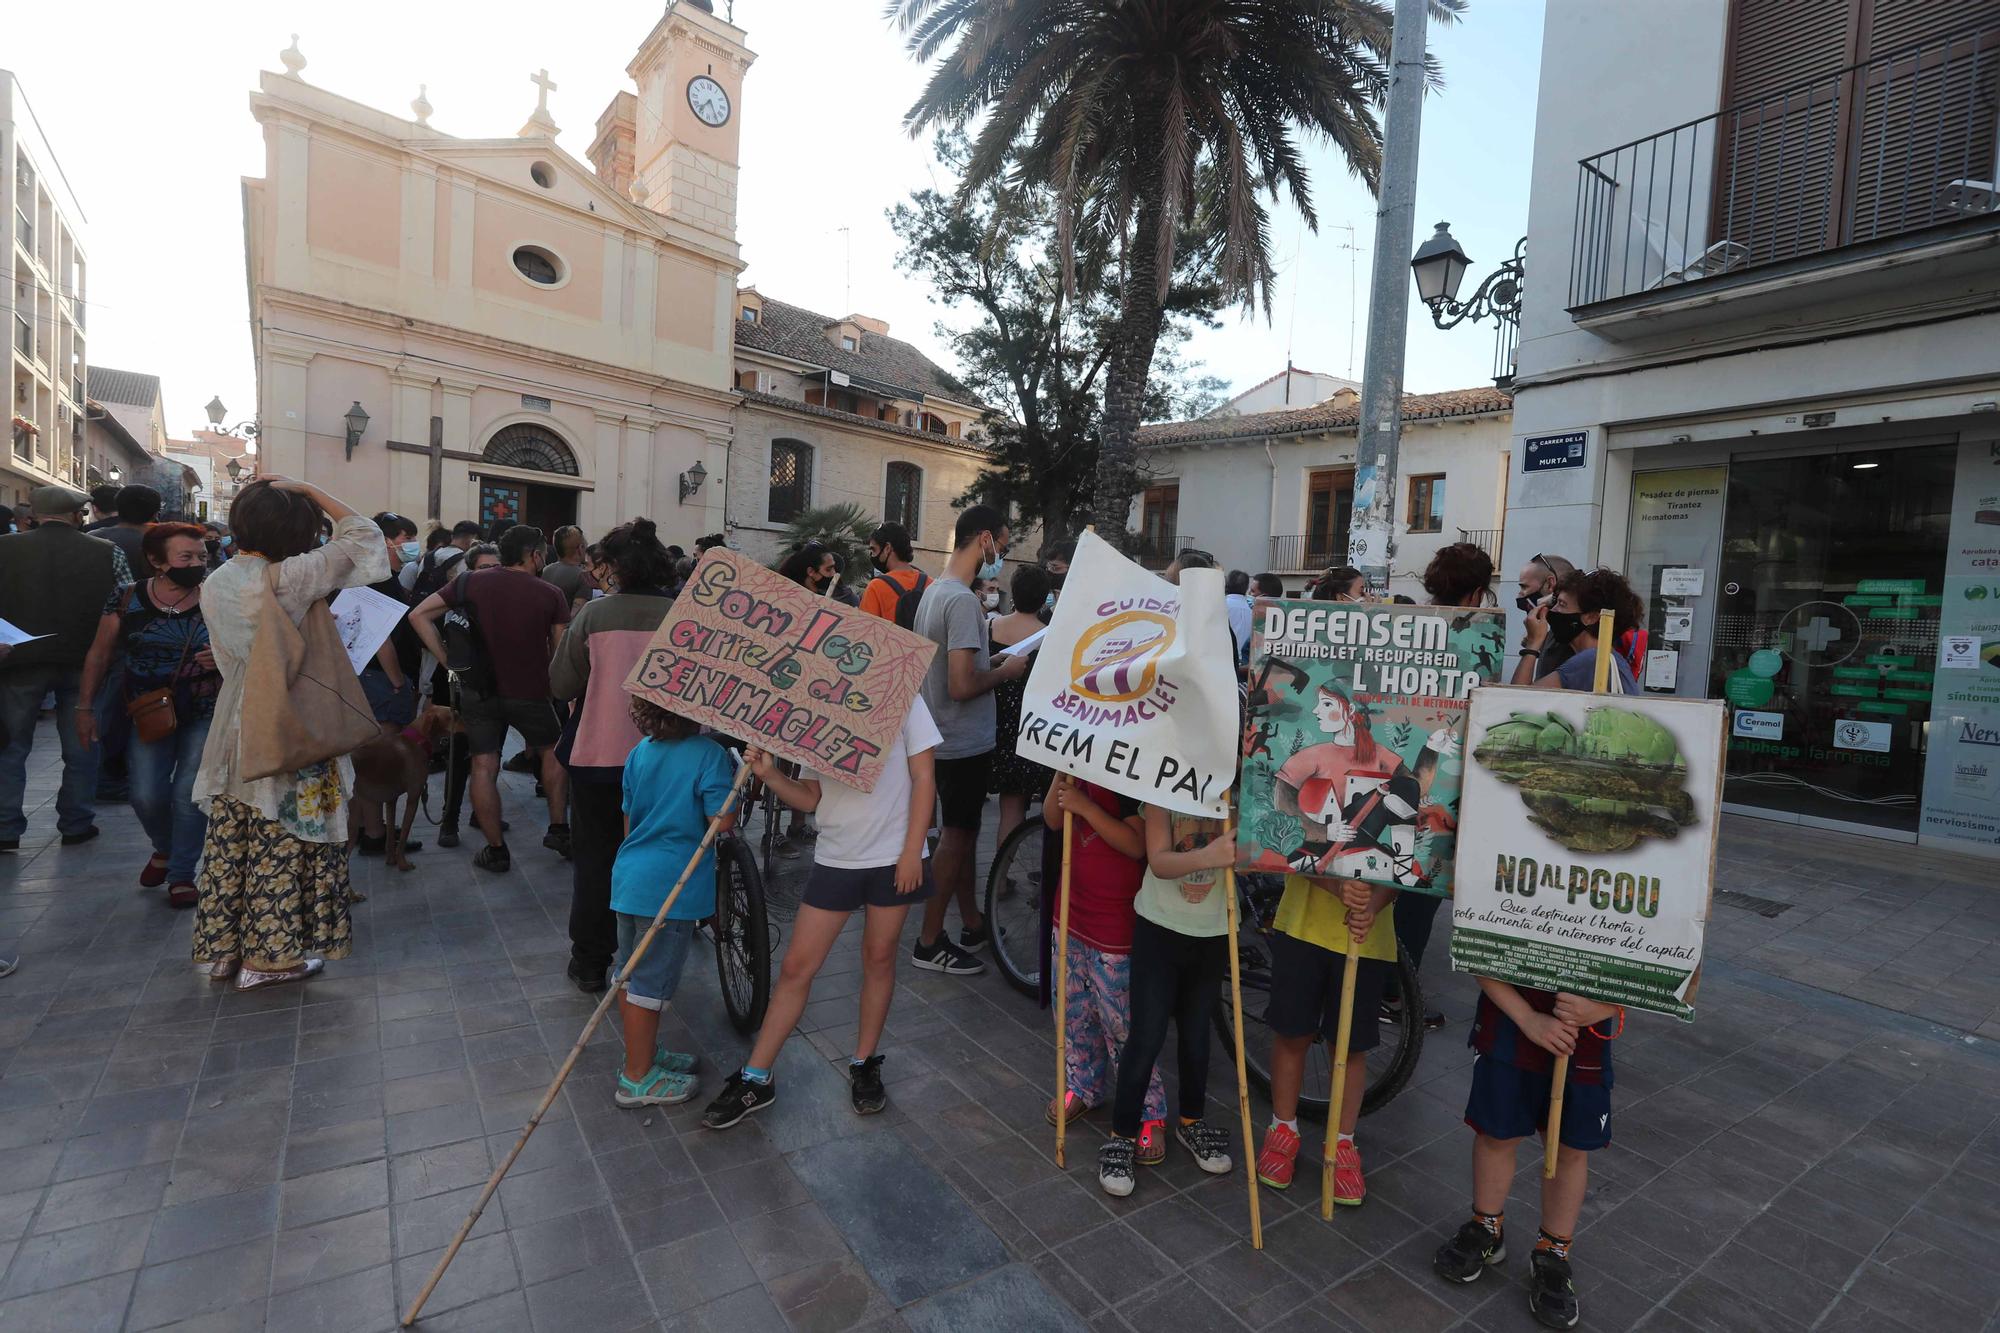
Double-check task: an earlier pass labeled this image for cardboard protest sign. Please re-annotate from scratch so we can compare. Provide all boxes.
[623,548,936,794]
[1014,530,1238,817]
[1236,602,1505,895]
[1449,683,1726,1018]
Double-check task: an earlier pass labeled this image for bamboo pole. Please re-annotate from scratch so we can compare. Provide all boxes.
[1222,839,1262,1249]
[1320,947,1361,1219]
[1546,610,1616,1179]
[1053,798,1076,1167]
[401,761,754,1327]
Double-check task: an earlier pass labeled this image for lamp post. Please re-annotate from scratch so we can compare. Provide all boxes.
[203,395,261,442]
[1410,222,1526,386]
[108,465,122,484]
[678,459,708,503]
[342,401,370,461]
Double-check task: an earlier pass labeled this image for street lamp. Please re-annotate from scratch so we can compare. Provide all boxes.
[678,459,708,503]
[342,401,370,461]
[1410,222,1526,385]
[203,396,260,442]
[226,457,242,482]
[108,465,122,484]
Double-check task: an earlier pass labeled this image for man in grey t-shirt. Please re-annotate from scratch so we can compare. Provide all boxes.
[910,505,1028,976]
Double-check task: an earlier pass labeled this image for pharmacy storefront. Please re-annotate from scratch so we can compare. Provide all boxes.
[1610,430,2000,857]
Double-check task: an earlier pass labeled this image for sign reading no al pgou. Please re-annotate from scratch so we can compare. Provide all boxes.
[1522,431,1589,473]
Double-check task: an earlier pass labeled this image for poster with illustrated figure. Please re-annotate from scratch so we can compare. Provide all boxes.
[1235,601,1506,895]
[1449,683,1726,1019]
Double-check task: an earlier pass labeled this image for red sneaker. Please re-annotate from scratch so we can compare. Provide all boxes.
[1333,1137,1367,1206]
[1256,1122,1300,1189]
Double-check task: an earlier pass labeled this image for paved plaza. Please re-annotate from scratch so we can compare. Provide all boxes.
[2,724,1998,1332]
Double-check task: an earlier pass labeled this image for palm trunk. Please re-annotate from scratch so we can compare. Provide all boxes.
[1091,161,1170,542]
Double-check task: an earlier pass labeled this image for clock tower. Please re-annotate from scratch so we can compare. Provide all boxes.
[601,0,755,244]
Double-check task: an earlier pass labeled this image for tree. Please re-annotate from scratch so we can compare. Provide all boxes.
[890,134,1224,550]
[780,503,874,595]
[890,0,1465,537]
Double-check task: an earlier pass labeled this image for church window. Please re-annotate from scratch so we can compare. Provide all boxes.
[530,161,556,189]
[768,439,812,523]
[511,245,564,286]
[483,423,579,475]
[884,462,921,538]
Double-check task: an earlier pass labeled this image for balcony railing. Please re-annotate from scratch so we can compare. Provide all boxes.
[1571,25,2000,307]
[1267,534,1349,572]
[1458,527,1502,562]
[1132,532,1194,568]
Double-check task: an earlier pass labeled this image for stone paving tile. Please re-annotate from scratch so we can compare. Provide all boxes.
[4,731,2000,1330]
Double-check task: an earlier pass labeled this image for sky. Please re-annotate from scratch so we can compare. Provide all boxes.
[9,0,1543,440]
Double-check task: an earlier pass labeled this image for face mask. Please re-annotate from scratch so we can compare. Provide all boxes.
[1515,593,1537,614]
[1545,609,1586,644]
[981,592,1001,611]
[1043,592,1057,612]
[976,537,1006,583]
[204,539,221,556]
[400,541,422,563]
[220,536,233,549]
[166,565,207,589]
[870,554,889,574]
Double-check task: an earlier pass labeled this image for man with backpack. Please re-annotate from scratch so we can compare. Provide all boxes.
[859,523,929,628]
[404,520,482,598]
[408,525,572,872]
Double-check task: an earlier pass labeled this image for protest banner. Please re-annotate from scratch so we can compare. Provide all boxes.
[1236,601,1506,894]
[1014,529,1239,818]
[623,547,937,793]
[1449,682,1725,1023]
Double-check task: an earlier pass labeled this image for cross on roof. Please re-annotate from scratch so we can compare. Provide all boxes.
[531,69,557,116]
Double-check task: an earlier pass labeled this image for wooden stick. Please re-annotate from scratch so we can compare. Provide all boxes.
[1320,946,1361,1220]
[1547,610,1616,1180]
[1222,849,1262,1249]
[400,762,753,1327]
[1053,803,1075,1168]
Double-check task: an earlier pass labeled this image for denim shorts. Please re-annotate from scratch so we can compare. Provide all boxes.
[1464,1053,1613,1151]
[614,914,696,1011]
[360,668,417,726]
[802,861,936,912]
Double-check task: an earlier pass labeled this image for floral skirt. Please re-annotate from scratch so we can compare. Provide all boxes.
[193,796,353,970]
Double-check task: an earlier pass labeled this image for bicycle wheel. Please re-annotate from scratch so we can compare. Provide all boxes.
[983,818,1047,999]
[714,835,771,1034]
[1212,875,1426,1122]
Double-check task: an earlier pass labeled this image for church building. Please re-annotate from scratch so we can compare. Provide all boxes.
[241,1,990,558]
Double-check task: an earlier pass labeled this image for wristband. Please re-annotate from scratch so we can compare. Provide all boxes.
[1519,647,1541,657]
[1591,1007,1626,1041]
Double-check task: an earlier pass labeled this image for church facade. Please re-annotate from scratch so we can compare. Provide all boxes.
[241,4,991,556]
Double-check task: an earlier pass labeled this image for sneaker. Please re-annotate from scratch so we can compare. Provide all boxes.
[544,824,572,859]
[1098,1136,1137,1197]
[615,1065,696,1108]
[654,1048,698,1075]
[0,955,17,978]
[472,844,511,873]
[1176,1119,1232,1175]
[567,959,608,995]
[503,750,538,774]
[911,935,985,976]
[1434,1218,1507,1284]
[1255,1122,1300,1190]
[958,921,991,952]
[437,826,460,849]
[1333,1138,1367,1206]
[849,1054,887,1115]
[60,826,100,846]
[1136,1119,1167,1165]
[701,1071,775,1128]
[1422,1008,1446,1031]
[1528,1249,1581,1329]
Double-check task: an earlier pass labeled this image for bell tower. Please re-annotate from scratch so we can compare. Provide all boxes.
[613,0,754,244]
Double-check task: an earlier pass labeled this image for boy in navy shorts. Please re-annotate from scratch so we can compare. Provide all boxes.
[1432,979,1622,1330]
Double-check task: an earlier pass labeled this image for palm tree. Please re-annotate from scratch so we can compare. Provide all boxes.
[780,502,875,594]
[889,0,1465,539]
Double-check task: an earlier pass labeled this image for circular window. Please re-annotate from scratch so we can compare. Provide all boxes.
[512,245,563,286]
[529,161,555,189]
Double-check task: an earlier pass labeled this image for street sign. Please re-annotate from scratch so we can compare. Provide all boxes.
[1522,431,1588,472]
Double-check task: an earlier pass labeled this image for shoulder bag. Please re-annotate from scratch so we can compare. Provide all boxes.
[125,613,200,746]
[239,566,382,780]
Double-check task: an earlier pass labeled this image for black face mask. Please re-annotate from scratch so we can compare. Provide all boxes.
[870,554,889,574]
[1515,593,1538,613]
[1545,609,1586,644]
[166,565,207,589]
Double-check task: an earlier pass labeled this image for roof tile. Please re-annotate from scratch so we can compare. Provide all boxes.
[734,296,977,407]
[1141,385,1511,446]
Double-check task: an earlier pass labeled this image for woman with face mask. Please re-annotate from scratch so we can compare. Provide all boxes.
[76,523,224,907]
[1511,566,1643,693]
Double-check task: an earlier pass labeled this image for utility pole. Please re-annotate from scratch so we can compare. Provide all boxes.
[1347,0,1428,593]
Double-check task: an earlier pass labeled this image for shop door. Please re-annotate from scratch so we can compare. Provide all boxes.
[1709,443,1957,834]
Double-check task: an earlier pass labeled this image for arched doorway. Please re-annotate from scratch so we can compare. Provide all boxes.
[477,423,579,538]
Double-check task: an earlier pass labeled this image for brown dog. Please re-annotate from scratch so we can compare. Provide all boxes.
[349,706,455,872]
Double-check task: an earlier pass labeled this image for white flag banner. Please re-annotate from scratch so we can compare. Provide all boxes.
[1014,530,1238,817]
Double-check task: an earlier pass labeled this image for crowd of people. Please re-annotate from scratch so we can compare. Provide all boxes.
[0,479,1651,1329]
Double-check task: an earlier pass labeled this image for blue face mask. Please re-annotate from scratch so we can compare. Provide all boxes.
[976,537,1007,583]
[399,540,422,563]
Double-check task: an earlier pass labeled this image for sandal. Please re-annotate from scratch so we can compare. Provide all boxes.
[167,883,198,910]
[204,959,242,983]
[234,959,326,991]
[139,855,169,888]
[1045,1091,1093,1126]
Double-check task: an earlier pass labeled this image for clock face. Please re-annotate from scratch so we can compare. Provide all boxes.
[687,76,731,128]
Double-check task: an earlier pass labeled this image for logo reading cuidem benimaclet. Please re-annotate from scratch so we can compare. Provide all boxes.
[1071,601,1177,704]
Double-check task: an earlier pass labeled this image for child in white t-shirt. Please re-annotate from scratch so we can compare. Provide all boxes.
[700,698,942,1128]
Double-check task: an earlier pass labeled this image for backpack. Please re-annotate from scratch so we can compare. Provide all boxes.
[871,569,930,630]
[439,569,495,696]
[411,547,466,603]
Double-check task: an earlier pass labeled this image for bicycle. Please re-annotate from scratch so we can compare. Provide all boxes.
[982,824,1423,1119]
[709,824,772,1035]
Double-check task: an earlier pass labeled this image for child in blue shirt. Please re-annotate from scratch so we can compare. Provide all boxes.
[611,697,738,1108]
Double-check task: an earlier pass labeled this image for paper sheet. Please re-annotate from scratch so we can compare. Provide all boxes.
[998,627,1047,658]
[0,618,51,649]
[329,586,409,675]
